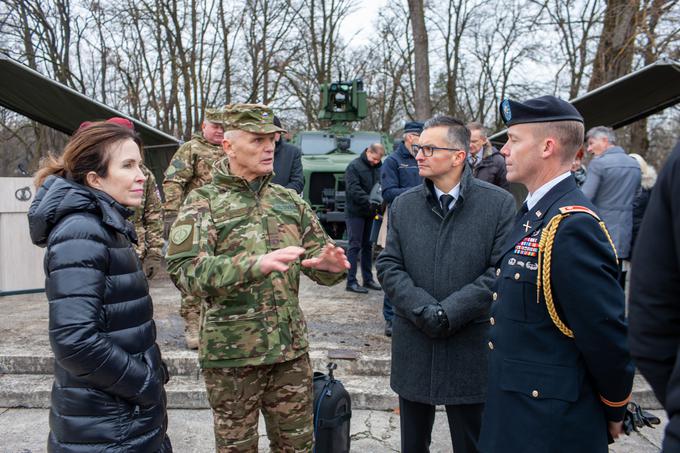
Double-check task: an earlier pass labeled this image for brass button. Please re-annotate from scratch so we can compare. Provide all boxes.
[492,292,498,301]
[488,341,494,350]
[490,317,495,325]
[514,272,520,280]
[531,390,539,398]
[496,268,501,276]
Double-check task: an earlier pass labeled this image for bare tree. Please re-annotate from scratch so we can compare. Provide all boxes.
[532,0,604,99]
[407,0,432,118]
[589,0,640,91]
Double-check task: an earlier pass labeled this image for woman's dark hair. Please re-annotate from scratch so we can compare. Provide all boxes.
[34,122,142,188]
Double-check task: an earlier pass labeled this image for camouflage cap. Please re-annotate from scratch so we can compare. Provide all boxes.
[223,103,286,134]
[204,107,223,123]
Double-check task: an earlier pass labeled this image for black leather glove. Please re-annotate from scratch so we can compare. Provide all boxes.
[622,402,661,435]
[163,212,177,240]
[412,303,450,338]
[143,252,162,280]
[369,203,381,215]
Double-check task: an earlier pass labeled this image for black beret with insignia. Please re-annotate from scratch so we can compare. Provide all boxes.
[499,95,583,126]
[404,121,424,134]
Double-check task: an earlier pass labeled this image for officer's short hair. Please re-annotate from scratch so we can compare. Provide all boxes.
[535,121,585,163]
[423,115,470,153]
[586,126,616,145]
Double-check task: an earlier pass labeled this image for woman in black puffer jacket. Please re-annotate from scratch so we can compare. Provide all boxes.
[28,122,171,452]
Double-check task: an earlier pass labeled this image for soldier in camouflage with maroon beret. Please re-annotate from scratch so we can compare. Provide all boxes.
[166,103,349,452]
[163,107,225,349]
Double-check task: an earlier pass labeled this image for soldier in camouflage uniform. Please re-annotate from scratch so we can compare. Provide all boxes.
[132,164,164,279]
[163,107,226,349]
[166,103,349,453]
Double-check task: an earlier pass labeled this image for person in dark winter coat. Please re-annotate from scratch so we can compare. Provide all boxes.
[271,116,304,193]
[628,153,657,248]
[381,121,424,203]
[345,143,385,293]
[28,122,171,453]
[379,120,424,336]
[377,116,515,453]
[629,139,680,453]
[466,122,509,191]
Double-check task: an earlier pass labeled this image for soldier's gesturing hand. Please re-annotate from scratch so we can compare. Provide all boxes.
[260,246,306,275]
[301,244,350,273]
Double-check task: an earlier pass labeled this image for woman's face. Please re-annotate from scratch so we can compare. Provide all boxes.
[88,139,146,207]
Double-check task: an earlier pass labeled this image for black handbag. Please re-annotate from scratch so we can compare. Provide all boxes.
[313,363,352,453]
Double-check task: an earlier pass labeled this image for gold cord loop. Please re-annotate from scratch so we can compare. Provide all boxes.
[536,212,617,338]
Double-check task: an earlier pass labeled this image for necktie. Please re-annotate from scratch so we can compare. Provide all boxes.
[440,194,454,216]
[515,202,529,221]
[469,154,478,167]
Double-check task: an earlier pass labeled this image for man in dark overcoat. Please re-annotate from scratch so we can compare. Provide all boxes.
[345,142,385,293]
[478,96,635,452]
[376,116,515,452]
[629,139,680,452]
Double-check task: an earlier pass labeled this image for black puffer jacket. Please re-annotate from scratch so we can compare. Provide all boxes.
[345,151,382,218]
[28,175,171,453]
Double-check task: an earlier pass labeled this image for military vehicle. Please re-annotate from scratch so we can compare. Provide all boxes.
[294,79,390,239]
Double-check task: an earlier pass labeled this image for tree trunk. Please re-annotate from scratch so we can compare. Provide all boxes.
[588,0,640,91]
[407,0,432,119]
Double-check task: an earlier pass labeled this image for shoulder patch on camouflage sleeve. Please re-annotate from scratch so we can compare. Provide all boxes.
[559,205,600,221]
[168,219,195,255]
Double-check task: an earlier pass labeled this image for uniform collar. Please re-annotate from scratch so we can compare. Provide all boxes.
[526,171,572,210]
[504,175,578,254]
[211,157,273,195]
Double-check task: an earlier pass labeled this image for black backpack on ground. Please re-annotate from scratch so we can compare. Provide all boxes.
[313,362,352,453]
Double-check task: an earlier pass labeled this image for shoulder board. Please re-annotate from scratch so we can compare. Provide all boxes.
[558,205,601,221]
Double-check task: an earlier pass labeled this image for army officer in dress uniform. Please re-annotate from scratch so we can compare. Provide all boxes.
[478,96,635,452]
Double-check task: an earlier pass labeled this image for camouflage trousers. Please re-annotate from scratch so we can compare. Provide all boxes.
[179,291,200,320]
[203,353,314,453]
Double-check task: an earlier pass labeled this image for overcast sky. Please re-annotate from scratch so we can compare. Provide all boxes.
[342,1,388,45]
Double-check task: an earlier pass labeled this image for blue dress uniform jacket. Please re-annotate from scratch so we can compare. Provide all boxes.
[479,176,634,453]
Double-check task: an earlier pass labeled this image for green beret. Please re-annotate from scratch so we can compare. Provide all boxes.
[223,103,286,134]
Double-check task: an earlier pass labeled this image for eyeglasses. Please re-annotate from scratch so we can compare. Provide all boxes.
[412,144,464,157]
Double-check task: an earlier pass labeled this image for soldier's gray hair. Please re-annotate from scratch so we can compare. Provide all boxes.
[586,126,616,144]
[423,115,470,153]
[223,129,241,141]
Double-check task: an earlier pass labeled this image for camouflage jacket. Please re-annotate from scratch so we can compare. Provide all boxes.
[162,132,225,214]
[165,158,345,368]
[132,165,164,259]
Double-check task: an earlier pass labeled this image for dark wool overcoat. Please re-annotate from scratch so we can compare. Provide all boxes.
[376,165,515,405]
[28,175,171,453]
[630,140,680,453]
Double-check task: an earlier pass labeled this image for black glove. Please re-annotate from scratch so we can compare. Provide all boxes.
[143,252,162,280]
[622,402,661,435]
[412,303,450,338]
[163,212,177,240]
[369,203,381,215]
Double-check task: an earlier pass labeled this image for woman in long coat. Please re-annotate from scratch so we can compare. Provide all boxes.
[28,122,171,452]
